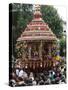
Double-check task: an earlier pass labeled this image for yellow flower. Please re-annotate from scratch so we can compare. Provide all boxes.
[55,55,61,61]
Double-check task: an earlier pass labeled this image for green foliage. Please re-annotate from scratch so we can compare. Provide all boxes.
[60,38,66,56]
[60,38,66,47]
[17,17,27,29]
[41,5,64,38]
[12,3,33,44]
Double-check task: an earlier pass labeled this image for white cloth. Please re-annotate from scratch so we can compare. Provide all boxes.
[23,72,28,78]
[18,81,25,85]
[29,72,33,77]
[29,76,34,81]
[18,70,24,77]
[29,72,34,80]
[10,79,16,87]
[16,69,19,76]
[33,80,37,85]
[52,71,55,75]
[49,73,51,78]
[47,78,51,84]
[61,68,64,73]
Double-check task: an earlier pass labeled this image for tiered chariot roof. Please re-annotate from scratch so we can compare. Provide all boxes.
[17,5,57,41]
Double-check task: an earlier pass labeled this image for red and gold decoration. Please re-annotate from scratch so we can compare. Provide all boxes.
[15,5,60,71]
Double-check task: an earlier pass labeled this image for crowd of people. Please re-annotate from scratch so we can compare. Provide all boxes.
[9,57,66,87]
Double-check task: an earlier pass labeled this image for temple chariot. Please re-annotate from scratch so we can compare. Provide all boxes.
[15,5,60,72]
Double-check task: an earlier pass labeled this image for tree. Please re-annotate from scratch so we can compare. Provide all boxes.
[41,5,64,38]
[12,4,33,43]
[12,4,33,57]
[60,38,66,56]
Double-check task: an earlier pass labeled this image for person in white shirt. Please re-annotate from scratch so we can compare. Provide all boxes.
[32,80,37,85]
[23,71,28,78]
[18,69,24,77]
[29,72,34,81]
[16,69,19,76]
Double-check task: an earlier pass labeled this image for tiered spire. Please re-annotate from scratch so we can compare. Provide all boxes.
[34,5,42,19]
[17,5,57,41]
